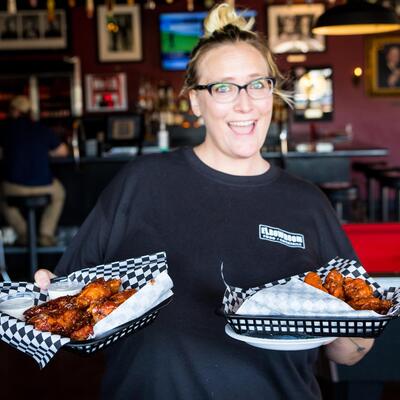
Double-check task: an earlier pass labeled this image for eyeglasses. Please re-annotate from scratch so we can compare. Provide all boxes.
[194,77,275,103]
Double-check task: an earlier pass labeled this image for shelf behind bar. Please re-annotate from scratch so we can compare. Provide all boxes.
[4,246,66,255]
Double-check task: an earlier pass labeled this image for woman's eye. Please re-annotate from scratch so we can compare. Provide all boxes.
[249,80,264,89]
[212,84,232,93]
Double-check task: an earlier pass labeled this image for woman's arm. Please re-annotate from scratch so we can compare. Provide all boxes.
[324,337,374,366]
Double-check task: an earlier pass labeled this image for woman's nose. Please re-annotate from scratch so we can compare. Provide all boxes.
[234,88,253,112]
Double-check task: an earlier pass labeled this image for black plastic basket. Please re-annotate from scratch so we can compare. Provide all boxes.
[225,313,395,338]
[65,296,172,354]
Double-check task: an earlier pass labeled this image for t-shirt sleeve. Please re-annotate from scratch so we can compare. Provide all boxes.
[55,162,135,276]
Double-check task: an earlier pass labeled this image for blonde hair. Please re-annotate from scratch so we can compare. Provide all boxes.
[181,3,292,105]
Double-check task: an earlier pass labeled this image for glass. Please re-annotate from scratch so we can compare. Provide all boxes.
[194,77,275,103]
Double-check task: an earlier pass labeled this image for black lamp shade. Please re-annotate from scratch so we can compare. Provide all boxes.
[312,1,400,35]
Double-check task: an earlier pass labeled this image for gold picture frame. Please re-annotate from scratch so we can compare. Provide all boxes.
[366,36,400,96]
[97,4,142,63]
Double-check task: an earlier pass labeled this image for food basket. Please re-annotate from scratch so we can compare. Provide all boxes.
[66,296,172,354]
[0,251,173,368]
[223,258,400,339]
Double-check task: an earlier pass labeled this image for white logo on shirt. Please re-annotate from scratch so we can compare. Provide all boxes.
[259,224,305,249]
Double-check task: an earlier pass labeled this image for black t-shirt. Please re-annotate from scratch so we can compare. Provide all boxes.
[1,117,60,186]
[56,148,356,400]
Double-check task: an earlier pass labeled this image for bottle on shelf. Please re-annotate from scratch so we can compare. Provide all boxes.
[157,114,169,152]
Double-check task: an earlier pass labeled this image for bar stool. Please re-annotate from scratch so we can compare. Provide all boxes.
[319,182,358,222]
[376,170,400,222]
[0,230,11,282]
[6,195,50,280]
[352,161,387,221]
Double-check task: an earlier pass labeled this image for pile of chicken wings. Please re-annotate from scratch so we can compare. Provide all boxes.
[24,278,136,340]
[304,269,392,315]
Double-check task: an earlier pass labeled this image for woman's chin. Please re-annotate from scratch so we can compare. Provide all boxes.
[231,143,263,159]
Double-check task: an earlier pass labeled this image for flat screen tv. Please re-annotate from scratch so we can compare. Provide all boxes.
[292,66,333,122]
[160,10,257,71]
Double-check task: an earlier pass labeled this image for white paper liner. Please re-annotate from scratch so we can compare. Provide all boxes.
[93,271,174,336]
[236,278,383,318]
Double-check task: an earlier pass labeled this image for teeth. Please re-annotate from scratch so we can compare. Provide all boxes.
[229,120,254,127]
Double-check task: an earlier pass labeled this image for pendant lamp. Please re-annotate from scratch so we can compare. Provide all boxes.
[312,0,400,35]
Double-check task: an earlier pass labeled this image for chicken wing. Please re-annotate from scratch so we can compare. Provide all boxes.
[304,272,328,293]
[27,308,91,337]
[88,288,137,323]
[323,269,345,300]
[347,297,392,315]
[343,277,373,301]
[75,278,121,308]
[24,278,136,340]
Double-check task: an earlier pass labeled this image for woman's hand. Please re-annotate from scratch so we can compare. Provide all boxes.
[34,269,56,290]
[325,337,374,366]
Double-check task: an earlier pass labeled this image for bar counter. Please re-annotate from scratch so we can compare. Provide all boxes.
[48,142,388,226]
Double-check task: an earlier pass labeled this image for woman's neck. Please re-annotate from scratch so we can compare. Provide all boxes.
[193,144,270,176]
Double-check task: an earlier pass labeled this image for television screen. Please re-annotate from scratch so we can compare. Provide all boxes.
[292,66,333,122]
[160,10,257,71]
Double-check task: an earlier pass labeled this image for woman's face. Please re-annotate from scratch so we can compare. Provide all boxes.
[189,42,273,162]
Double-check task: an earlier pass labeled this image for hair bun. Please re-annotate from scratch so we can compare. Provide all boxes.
[203,3,254,38]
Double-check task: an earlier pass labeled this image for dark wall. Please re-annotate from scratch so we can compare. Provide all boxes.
[1,2,399,165]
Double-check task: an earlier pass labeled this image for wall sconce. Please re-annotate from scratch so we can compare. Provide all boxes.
[352,66,363,85]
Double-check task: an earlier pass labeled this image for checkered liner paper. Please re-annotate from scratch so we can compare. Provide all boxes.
[222,257,400,317]
[0,251,168,369]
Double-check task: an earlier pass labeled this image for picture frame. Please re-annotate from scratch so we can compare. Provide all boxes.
[267,4,325,54]
[107,115,142,141]
[366,36,400,96]
[292,65,333,122]
[0,10,67,50]
[85,73,128,113]
[97,4,142,63]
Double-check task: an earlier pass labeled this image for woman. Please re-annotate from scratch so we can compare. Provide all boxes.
[35,4,373,399]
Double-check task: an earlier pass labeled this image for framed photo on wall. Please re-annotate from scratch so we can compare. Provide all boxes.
[267,4,325,54]
[367,36,400,96]
[85,73,128,112]
[108,115,142,141]
[0,10,67,50]
[97,4,142,62]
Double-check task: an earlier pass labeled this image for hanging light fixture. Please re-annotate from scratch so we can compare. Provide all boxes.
[312,0,400,35]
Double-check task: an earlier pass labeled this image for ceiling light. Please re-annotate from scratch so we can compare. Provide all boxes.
[312,0,400,36]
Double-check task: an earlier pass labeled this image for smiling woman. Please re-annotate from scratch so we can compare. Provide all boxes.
[34,3,372,400]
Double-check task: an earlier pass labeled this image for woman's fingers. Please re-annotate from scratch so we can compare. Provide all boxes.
[34,269,56,289]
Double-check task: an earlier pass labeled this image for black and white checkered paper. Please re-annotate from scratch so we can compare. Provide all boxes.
[222,257,400,336]
[0,251,168,369]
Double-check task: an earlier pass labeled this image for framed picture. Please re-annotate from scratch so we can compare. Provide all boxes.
[85,73,128,112]
[267,4,325,54]
[0,10,67,50]
[108,115,142,141]
[366,36,400,96]
[97,4,142,62]
[292,66,333,122]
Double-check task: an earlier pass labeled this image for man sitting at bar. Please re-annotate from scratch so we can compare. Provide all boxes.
[0,95,69,246]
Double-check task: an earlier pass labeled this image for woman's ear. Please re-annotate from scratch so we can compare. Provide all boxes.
[189,90,201,117]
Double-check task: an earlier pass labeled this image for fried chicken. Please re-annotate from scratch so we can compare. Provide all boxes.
[88,288,137,323]
[323,269,345,300]
[303,270,393,315]
[304,272,328,293]
[75,278,121,308]
[343,277,373,301]
[24,278,137,340]
[347,297,392,315]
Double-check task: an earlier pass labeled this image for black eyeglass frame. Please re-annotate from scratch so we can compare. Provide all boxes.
[194,76,276,99]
